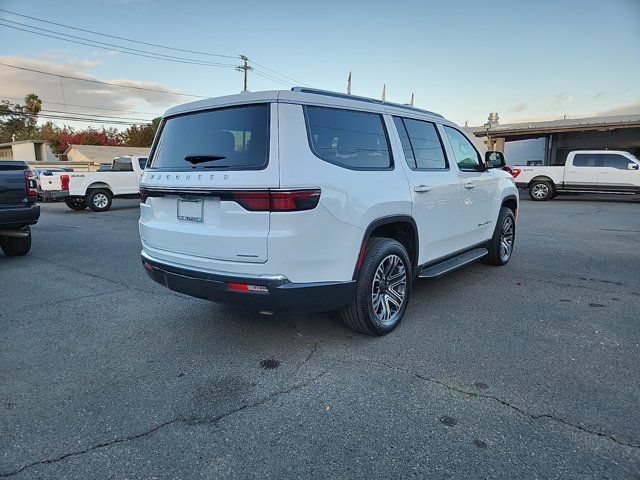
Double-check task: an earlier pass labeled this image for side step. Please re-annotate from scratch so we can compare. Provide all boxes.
[418,248,488,278]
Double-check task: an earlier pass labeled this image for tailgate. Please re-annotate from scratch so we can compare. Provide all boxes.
[40,172,63,191]
[0,163,27,205]
[139,103,277,263]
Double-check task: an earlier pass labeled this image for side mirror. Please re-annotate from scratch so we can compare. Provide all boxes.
[628,163,639,170]
[485,151,506,169]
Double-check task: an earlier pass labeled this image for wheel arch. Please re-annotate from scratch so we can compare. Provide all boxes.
[528,176,555,188]
[501,195,518,213]
[86,182,113,193]
[353,215,419,280]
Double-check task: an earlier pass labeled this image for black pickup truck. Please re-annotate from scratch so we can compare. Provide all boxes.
[0,161,40,256]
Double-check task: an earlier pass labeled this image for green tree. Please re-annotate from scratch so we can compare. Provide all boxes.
[123,117,161,147]
[0,93,42,142]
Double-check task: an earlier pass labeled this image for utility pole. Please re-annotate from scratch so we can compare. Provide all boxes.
[381,84,386,102]
[347,71,352,94]
[236,55,252,92]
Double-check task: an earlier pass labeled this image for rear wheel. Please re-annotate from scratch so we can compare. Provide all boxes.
[65,198,87,211]
[529,180,554,201]
[0,227,32,256]
[483,207,515,266]
[87,189,112,212]
[340,237,412,336]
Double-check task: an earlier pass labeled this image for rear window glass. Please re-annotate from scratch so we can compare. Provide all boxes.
[573,154,601,167]
[112,157,133,171]
[150,104,270,170]
[305,106,391,169]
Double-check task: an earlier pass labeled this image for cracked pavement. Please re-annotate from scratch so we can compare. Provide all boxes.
[1,195,639,479]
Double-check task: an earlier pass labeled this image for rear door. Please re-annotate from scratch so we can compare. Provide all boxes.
[392,116,464,262]
[597,153,639,192]
[564,153,601,189]
[110,157,139,194]
[139,103,277,263]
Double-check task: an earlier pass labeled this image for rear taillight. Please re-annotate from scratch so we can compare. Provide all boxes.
[60,174,70,190]
[230,189,321,212]
[24,170,37,197]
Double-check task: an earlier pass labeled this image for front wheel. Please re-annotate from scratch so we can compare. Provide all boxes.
[340,237,412,336]
[87,189,112,212]
[0,227,32,256]
[483,207,516,266]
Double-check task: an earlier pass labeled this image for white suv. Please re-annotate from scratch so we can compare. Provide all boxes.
[139,88,518,335]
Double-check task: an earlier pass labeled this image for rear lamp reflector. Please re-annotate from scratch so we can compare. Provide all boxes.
[60,174,70,190]
[24,170,38,197]
[142,261,153,271]
[229,189,321,212]
[227,283,269,293]
[140,187,149,202]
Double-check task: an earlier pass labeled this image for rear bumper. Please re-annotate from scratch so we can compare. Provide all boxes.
[0,203,40,228]
[141,252,356,313]
[41,189,69,201]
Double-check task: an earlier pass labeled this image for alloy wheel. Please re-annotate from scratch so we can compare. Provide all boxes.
[500,216,515,262]
[371,254,407,326]
[93,193,108,209]
[532,183,549,199]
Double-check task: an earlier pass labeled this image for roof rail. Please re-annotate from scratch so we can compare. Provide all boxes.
[291,87,443,118]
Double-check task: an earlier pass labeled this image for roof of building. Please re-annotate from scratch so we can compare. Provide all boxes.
[0,139,48,148]
[472,114,640,137]
[64,144,150,163]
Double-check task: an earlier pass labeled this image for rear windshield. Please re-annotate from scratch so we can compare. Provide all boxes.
[150,104,270,170]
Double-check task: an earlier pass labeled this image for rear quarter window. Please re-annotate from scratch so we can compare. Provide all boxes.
[304,106,392,170]
[150,104,270,170]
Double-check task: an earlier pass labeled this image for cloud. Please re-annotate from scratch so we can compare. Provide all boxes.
[595,100,640,117]
[508,103,527,113]
[0,55,188,118]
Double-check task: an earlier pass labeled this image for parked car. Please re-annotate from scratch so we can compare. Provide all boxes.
[512,150,640,201]
[34,167,73,201]
[138,88,518,335]
[0,161,40,256]
[40,156,147,211]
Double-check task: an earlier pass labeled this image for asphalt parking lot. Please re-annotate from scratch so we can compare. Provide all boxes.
[1,195,639,479]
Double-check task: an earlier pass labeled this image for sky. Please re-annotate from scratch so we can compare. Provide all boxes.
[0,0,639,130]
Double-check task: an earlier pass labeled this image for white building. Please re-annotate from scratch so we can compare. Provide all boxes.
[0,140,57,162]
[64,145,150,164]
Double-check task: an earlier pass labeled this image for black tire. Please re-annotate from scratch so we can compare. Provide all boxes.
[87,189,112,212]
[529,180,554,201]
[0,227,32,256]
[65,198,87,211]
[483,207,515,266]
[340,237,412,336]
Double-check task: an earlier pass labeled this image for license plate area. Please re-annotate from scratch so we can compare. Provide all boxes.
[177,197,204,223]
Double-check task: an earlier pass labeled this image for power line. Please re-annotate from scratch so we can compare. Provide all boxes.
[0,7,237,59]
[0,21,237,68]
[252,69,296,88]
[39,109,152,122]
[249,59,310,87]
[35,114,148,125]
[2,96,160,116]
[0,62,209,98]
[0,7,311,90]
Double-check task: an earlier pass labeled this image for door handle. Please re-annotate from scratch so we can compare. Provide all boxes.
[464,182,476,189]
[414,185,431,193]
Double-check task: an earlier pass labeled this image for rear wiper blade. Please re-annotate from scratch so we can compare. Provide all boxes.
[184,154,226,164]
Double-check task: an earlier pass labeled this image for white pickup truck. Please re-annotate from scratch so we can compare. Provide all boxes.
[513,150,640,201]
[41,156,147,211]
